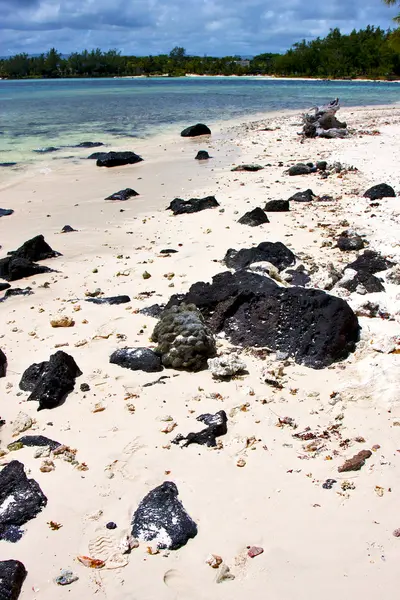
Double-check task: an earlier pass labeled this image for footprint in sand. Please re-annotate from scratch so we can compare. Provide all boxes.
[163,569,203,599]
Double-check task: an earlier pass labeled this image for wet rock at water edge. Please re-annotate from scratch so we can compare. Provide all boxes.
[131,481,197,549]
[336,230,365,252]
[264,199,289,212]
[288,189,315,203]
[231,164,264,172]
[173,410,228,447]
[0,209,14,217]
[61,225,77,233]
[195,151,210,160]
[224,241,295,272]
[19,351,82,411]
[152,304,216,371]
[0,460,47,542]
[105,188,139,201]
[0,560,27,599]
[110,348,163,373]
[363,183,396,200]
[238,207,269,227]
[74,141,104,148]
[33,146,59,154]
[167,196,219,215]
[181,123,211,137]
[95,151,143,168]
[0,349,7,377]
[86,295,131,305]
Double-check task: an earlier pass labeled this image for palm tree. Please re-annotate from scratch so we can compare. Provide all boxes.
[382,0,400,49]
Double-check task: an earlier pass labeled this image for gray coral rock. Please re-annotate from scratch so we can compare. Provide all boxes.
[208,354,247,378]
[152,304,216,371]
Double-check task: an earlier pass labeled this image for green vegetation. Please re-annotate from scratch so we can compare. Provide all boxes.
[1,27,399,80]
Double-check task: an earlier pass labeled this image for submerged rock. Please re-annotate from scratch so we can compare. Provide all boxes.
[167,196,219,215]
[363,183,396,200]
[110,348,163,373]
[131,481,197,549]
[19,351,82,411]
[238,207,269,227]
[264,199,289,212]
[74,141,104,148]
[0,560,27,599]
[95,151,143,168]
[105,188,139,201]
[195,151,210,160]
[0,461,47,541]
[0,349,6,377]
[208,354,247,378]
[173,410,228,447]
[288,189,315,203]
[232,164,264,172]
[166,270,359,369]
[33,146,59,154]
[181,124,211,137]
[86,295,131,305]
[224,241,295,272]
[0,208,14,217]
[152,304,216,371]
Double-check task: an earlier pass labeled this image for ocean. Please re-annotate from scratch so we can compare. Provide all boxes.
[1,76,400,167]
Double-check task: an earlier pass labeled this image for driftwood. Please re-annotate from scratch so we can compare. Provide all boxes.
[302,98,349,139]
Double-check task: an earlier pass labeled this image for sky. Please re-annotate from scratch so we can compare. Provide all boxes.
[0,0,398,57]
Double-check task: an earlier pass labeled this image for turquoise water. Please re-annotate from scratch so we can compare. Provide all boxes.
[1,77,400,166]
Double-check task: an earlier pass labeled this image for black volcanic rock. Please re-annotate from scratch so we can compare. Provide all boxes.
[232,164,264,172]
[166,270,359,369]
[288,189,315,203]
[264,199,289,212]
[87,152,105,160]
[224,241,295,271]
[0,461,47,542]
[167,196,219,215]
[0,209,14,217]
[0,257,54,282]
[9,235,60,262]
[336,231,365,251]
[363,183,396,200]
[74,141,104,148]
[13,435,61,451]
[19,351,82,411]
[0,287,33,301]
[105,188,139,201]
[110,347,163,372]
[288,163,314,176]
[132,481,197,550]
[238,207,269,226]
[0,283,11,291]
[195,151,210,160]
[0,349,6,377]
[346,250,395,276]
[86,295,131,305]
[0,560,27,599]
[172,410,227,447]
[61,225,77,233]
[95,151,143,168]
[181,124,211,137]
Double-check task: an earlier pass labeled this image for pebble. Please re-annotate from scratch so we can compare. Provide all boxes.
[247,546,264,558]
[54,570,79,586]
[106,522,117,530]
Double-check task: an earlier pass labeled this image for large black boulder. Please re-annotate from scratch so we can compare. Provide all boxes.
[167,196,219,215]
[224,241,295,272]
[105,188,139,201]
[110,348,163,372]
[336,231,365,252]
[346,250,395,276]
[0,349,7,377]
[8,235,59,262]
[86,295,131,305]
[132,481,197,550]
[0,461,47,542]
[0,257,54,282]
[0,283,11,291]
[0,560,27,599]
[19,351,82,411]
[288,189,315,203]
[264,200,289,212]
[166,270,359,369]
[339,270,385,293]
[363,183,396,200]
[95,151,143,168]
[238,207,269,227]
[181,124,211,137]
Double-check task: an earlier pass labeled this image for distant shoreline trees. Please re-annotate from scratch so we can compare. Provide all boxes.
[1,27,399,80]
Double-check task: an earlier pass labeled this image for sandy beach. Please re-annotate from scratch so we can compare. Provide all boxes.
[0,103,399,599]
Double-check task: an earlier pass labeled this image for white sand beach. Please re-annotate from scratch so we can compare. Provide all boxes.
[0,104,399,599]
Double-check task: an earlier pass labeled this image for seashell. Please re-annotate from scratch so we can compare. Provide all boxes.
[77,555,105,569]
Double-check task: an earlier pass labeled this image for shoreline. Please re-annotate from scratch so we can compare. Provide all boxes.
[0,104,399,599]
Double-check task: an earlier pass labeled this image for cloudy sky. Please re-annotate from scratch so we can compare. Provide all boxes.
[0,0,398,57]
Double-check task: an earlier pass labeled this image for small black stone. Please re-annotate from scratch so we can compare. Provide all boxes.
[238,207,269,227]
[195,151,210,160]
[106,522,117,530]
[363,183,396,200]
[80,383,90,392]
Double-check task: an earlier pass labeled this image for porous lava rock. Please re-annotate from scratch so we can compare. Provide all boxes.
[181,124,211,137]
[223,241,295,272]
[167,196,219,215]
[109,348,163,373]
[238,207,269,226]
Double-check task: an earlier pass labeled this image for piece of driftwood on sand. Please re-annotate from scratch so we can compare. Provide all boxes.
[301,98,349,139]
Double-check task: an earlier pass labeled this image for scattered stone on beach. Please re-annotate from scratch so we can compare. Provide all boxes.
[216,564,235,583]
[224,241,295,272]
[75,141,104,148]
[386,265,400,284]
[264,199,289,212]
[336,230,365,252]
[336,268,385,294]
[238,207,269,226]
[19,351,82,411]
[11,412,33,436]
[0,162,17,167]
[302,98,348,138]
[287,163,314,176]
[288,189,315,203]
[50,316,75,328]
[338,450,372,472]
[346,250,395,276]
[181,123,211,137]
[140,304,164,318]
[283,264,311,287]
[173,410,228,447]
[167,196,219,215]
[61,225,77,233]
[95,151,143,168]
[0,349,7,377]
[33,146,59,154]
[132,481,197,550]
[152,304,216,371]
[0,257,54,282]
[0,560,27,598]
[363,183,396,200]
[322,479,337,489]
[9,235,60,262]
[0,287,33,302]
[54,570,79,586]
[195,151,210,160]
[160,249,178,254]
[166,270,359,369]
[206,554,223,569]
[110,348,163,373]
[0,460,47,542]
[208,354,247,379]
[13,435,61,451]
[105,188,139,201]
[0,282,11,291]
[86,295,131,305]
[80,383,90,392]
[231,164,264,172]
[0,208,14,217]
[248,546,264,558]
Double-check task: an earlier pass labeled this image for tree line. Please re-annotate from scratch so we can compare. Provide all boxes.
[1,27,400,80]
